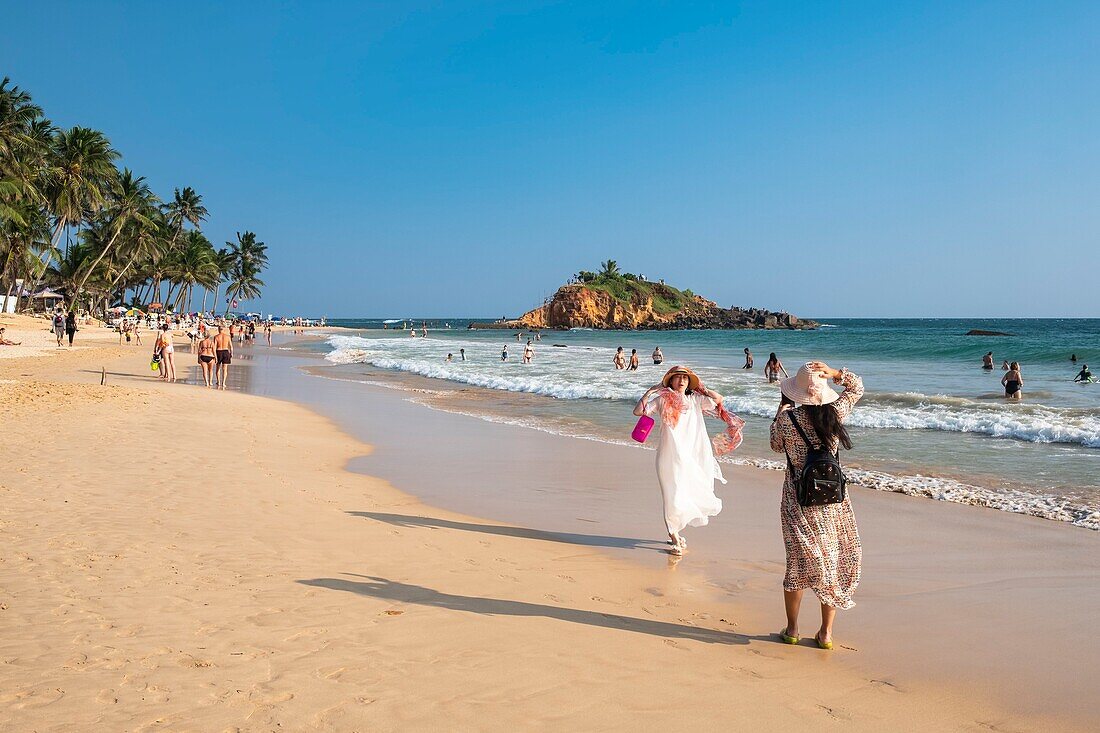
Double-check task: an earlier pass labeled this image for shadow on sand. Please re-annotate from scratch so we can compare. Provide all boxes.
[348,511,667,553]
[299,574,751,645]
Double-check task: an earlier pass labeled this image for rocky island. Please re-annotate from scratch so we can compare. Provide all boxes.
[470,263,817,331]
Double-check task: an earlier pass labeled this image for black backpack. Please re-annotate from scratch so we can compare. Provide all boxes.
[784,411,846,507]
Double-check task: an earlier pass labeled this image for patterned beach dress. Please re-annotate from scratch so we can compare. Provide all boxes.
[769,370,864,609]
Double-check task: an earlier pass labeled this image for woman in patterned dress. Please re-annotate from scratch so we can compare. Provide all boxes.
[770,361,864,650]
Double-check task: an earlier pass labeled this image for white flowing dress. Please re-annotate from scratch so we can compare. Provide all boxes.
[646,390,726,534]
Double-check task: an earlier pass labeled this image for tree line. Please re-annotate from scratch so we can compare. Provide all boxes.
[0,77,268,317]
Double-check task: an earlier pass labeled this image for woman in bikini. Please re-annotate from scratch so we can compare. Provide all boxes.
[197,333,217,387]
[156,324,176,383]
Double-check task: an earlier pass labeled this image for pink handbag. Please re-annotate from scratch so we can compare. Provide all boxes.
[631,414,655,443]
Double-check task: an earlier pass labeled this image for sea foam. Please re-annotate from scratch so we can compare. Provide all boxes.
[325,335,1100,448]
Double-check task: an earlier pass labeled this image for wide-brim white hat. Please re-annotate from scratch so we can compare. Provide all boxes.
[781,362,839,405]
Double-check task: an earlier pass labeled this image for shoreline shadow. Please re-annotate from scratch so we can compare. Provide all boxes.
[299,574,750,645]
[348,511,666,553]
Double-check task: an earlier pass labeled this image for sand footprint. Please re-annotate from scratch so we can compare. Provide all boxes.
[816,704,852,721]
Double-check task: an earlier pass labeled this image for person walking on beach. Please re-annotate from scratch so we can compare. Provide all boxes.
[742,348,753,369]
[982,351,994,370]
[155,324,176,383]
[628,349,640,371]
[197,332,216,387]
[214,326,233,389]
[770,361,864,650]
[52,311,65,347]
[764,353,788,383]
[1002,361,1023,400]
[614,347,627,370]
[65,311,77,346]
[132,320,141,346]
[633,366,742,555]
[652,346,664,365]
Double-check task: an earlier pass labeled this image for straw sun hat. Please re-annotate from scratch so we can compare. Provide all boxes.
[780,362,840,405]
[661,365,701,391]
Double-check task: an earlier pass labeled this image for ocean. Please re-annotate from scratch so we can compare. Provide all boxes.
[304,318,1100,530]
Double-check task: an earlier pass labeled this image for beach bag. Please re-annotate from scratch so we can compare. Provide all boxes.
[631,414,655,443]
[785,411,846,507]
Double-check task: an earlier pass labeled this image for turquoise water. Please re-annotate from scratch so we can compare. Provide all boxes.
[311,318,1100,528]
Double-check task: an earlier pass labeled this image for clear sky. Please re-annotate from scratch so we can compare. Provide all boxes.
[4,1,1099,318]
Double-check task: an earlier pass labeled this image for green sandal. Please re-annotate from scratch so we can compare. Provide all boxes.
[778,631,800,645]
[815,634,833,650]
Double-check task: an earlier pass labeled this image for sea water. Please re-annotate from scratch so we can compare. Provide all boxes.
[307,318,1100,529]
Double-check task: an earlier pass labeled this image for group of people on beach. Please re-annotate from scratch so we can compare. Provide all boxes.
[152,319,258,389]
[633,359,863,651]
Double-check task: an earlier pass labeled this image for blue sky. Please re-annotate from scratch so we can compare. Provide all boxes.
[4,1,1099,317]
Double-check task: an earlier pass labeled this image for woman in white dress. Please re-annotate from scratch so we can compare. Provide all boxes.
[634,366,743,555]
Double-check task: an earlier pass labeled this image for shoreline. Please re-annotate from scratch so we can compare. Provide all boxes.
[0,328,1094,730]
[309,351,1100,531]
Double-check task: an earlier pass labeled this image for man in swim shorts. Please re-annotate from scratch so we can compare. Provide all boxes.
[214,326,233,390]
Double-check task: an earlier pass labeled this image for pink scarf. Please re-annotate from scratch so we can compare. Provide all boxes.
[657,386,745,456]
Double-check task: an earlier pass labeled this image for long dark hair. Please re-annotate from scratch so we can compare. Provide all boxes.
[802,403,853,450]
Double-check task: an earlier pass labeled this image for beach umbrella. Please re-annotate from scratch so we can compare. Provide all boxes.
[126,308,145,317]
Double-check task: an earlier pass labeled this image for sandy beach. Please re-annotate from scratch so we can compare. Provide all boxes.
[1,318,1095,731]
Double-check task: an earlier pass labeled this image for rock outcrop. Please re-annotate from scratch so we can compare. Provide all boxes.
[471,282,817,331]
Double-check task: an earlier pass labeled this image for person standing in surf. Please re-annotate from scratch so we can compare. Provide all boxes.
[764,352,788,383]
[634,366,744,555]
[770,361,864,650]
[1002,361,1023,400]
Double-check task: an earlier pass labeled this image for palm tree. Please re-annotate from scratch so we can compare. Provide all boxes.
[206,246,234,315]
[42,126,119,251]
[69,169,157,311]
[158,186,208,302]
[222,231,267,314]
[109,202,166,296]
[166,230,218,313]
[599,259,620,278]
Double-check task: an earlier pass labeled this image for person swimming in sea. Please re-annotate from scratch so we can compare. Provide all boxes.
[742,348,754,369]
[628,349,640,371]
[652,346,664,365]
[501,345,509,361]
[1074,364,1093,383]
[982,351,994,369]
[614,347,626,370]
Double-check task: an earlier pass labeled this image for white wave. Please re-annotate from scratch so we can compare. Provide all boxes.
[323,335,1100,449]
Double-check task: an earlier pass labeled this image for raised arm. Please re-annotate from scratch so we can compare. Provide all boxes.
[830,368,864,422]
[634,385,662,416]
